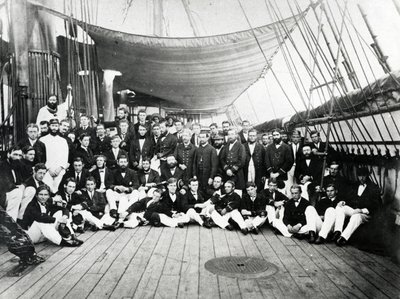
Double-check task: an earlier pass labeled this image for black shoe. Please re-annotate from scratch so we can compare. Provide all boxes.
[31,254,46,265]
[331,231,341,242]
[177,222,185,228]
[225,224,234,231]
[251,227,259,235]
[336,236,347,247]
[308,231,317,244]
[293,233,306,240]
[203,220,212,229]
[241,228,249,235]
[110,209,118,219]
[314,236,325,245]
[74,227,84,234]
[102,224,117,231]
[90,225,99,232]
[71,235,84,245]
[60,238,81,247]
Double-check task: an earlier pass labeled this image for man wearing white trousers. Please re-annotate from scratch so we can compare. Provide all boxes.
[239,182,268,234]
[210,180,249,234]
[274,185,322,242]
[262,178,288,234]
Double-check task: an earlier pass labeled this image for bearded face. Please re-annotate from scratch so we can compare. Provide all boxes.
[47,96,58,110]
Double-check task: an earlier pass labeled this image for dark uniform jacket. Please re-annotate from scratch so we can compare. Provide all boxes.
[244,142,266,190]
[74,145,95,170]
[90,167,114,190]
[160,166,185,183]
[214,192,241,213]
[294,156,323,184]
[238,130,249,144]
[90,136,112,156]
[174,142,196,182]
[240,193,267,216]
[265,142,293,181]
[24,176,44,189]
[289,141,303,165]
[137,169,161,187]
[17,138,46,164]
[21,198,56,230]
[133,121,151,136]
[323,174,351,200]
[20,159,35,181]
[219,141,246,189]
[183,191,205,213]
[118,131,135,152]
[110,168,139,192]
[129,137,154,168]
[79,190,107,217]
[283,197,310,226]
[58,192,83,212]
[346,180,381,216]
[0,160,23,209]
[104,148,128,170]
[261,189,288,206]
[160,191,186,216]
[315,196,340,216]
[156,132,177,160]
[193,143,218,189]
[74,126,96,141]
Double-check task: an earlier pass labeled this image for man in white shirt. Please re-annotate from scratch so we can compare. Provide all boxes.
[36,95,68,126]
[40,119,69,193]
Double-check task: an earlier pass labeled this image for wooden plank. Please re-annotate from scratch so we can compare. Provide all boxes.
[312,244,389,299]
[361,251,400,277]
[226,230,264,299]
[292,238,367,298]
[198,228,219,299]
[211,229,241,299]
[132,227,175,299]
[64,273,103,299]
[85,226,151,298]
[326,244,399,298]
[177,225,200,299]
[41,230,125,299]
[0,231,101,298]
[262,229,325,298]
[109,227,163,298]
[155,226,188,298]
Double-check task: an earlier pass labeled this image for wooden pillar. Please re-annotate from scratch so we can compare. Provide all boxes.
[101,70,121,121]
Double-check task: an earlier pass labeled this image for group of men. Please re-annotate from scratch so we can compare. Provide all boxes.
[0,95,382,269]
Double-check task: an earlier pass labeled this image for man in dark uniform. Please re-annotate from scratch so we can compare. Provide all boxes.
[193,132,219,194]
[265,128,293,194]
[137,158,161,199]
[244,129,266,191]
[240,182,268,234]
[90,123,112,156]
[219,129,246,193]
[18,123,46,164]
[156,120,178,171]
[129,124,154,170]
[238,120,251,144]
[174,129,196,183]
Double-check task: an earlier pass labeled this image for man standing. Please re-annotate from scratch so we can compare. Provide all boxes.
[287,130,303,187]
[173,120,184,144]
[90,123,112,156]
[133,109,151,136]
[265,129,293,194]
[129,124,154,170]
[74,114,95,142]
[193,132,218,194]
[244,129,266,191]
[36,95,68,125]
[74,134,95,171]
[0,146,25,221]
[40,119,70,193]
[174,129,196,184]
[221,121,231,144]
[238,120,251,144]
[219,129,246,192]
[59,157,90,193]
[190,123,202,147]
[18,123,46,163]
[156,120,178,170]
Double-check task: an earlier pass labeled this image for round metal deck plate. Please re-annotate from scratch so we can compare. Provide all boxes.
[204,256,278,279]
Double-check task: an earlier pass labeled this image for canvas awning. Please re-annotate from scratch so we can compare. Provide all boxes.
[34,3,304,110]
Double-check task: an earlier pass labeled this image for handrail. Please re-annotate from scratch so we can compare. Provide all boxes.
[0,102,16,128]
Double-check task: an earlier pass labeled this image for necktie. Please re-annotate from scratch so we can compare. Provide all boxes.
[67,194,71,202]
[76,173,80,183]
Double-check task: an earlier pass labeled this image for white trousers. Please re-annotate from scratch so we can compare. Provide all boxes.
[78,210,105,229]
[5,186,25,221]
[123,212,146,228]
[43,169,65,194]
[105,189,139,213]
[287,165,296,191]
[211,209,246,230]
[25,210,73,245]
[155,209,205,228]
[318,207,339,239]
[273,206,322,238]
[244,216,267,229]
[18,186,36,220]
[266,205,284,224]
[335,206,368,240]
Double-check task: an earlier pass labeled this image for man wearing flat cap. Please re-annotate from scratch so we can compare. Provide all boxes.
[40,119,70,193]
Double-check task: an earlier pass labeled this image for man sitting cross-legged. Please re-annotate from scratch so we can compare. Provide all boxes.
[314,184,342,244]
[137,158,161,199]
[21,185,83,247]
[239,182,268,234]
[105,155,140,223]
[209,180,249,234]
[274,185,322,243]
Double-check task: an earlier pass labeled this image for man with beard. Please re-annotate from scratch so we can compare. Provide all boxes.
[211,134,224,156]
[40,119,70,194]
[190,123,201,147]
[294,143,323,200]
[74,134,95,171]
[174,129,196,183]
[105,155,139,221]
[238,120,251,144]
[129,124,154,170]
[221,120,231,144]
[281,131,289,144]
[209,123,219,147]
[244,129,266,191]
[36,95,68,125]
[137,158,161,199]
[59,119,75,167]
[265,129,293,194]
[18,163,48,222]
[18,123,46,164]
[160,156,186,188]
[39,121,50,137]
[90,123,112,155]
[193,132,219,194]
[156,120,178,171]
[219,129,246,193]
[0,146,25,221]
[20,146,36,181]
[261,133,271,149]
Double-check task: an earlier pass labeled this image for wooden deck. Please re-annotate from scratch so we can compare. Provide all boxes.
[0,226,399,299]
